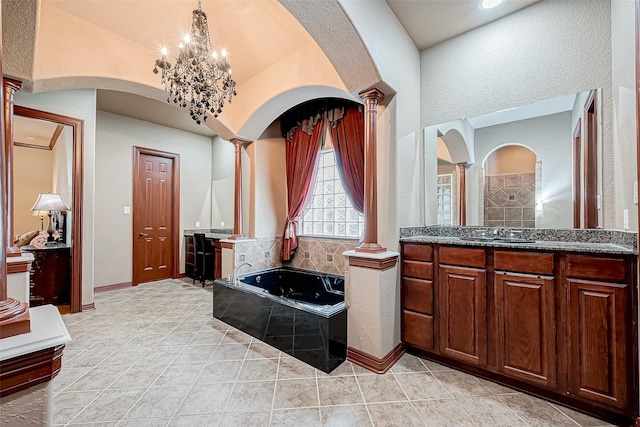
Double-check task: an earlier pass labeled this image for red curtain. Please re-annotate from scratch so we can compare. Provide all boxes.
[281,118,325,261]
[329,107,365,214]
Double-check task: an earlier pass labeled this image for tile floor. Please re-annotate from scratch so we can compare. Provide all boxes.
[53,278,615,427]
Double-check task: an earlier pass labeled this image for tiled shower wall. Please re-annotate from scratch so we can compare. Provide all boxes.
[288,236,359,276]
[484,173,535,227]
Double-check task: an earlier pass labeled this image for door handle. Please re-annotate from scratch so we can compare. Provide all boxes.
[139,232,149,237]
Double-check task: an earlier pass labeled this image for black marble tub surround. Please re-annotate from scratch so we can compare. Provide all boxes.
[212,268,347,373]
[399,226,637,254]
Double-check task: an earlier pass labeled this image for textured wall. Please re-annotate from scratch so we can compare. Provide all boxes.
[0,382,52,426]
[420,0,625,229]
[94,111,213,287]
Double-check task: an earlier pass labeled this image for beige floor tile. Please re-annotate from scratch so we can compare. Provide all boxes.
[67,365,130,392]
[116,418,171,426]
[173,344,217,364]
[316,361,354,378]
[411,398,476,427]
[457,395,528,427]
[66,421,119,426]
[225,381,276,412]
[108,364,168,389]
[169,413,222,427]
[278,356,317,379]
[421,358,454,372]
[210,343,249,361]
[273,378,319,409]
[270,407,322,427]
[53,390,101,424]
[550,403,617,427]
[237,358,279,381]
[63,347,117,368]
[219,411,271,427]
[71,389,145,423]
[499,394,579,426]
[153,362,204,387]
[135,345,184,366]
[431,369,493,397]
[357,374,408,403]
[320,404,372,427]
[477,377,522,395]
[189,330,225,346]
[222,329,253,344]
[393,372,450,400]
[157,332,197,346]
[125,385,191,419]
[246,341,281,359]
[389,354,429,374]
[197,360,243,384]
[317,376,364,406]
[52,366,93,393]
[367,401,423,427]
[175,382,233,415]
[351,363,378,375]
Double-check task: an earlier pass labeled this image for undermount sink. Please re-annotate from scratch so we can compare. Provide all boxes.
[458,236,536,244]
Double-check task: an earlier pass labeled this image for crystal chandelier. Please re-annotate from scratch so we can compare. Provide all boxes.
[153,0,237,124]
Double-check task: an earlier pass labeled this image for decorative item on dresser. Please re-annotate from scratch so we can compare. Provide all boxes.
[400,239,638,426]
[30,192,69,245]
[21,244,71,307]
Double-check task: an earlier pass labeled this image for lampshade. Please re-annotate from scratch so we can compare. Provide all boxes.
[30,193,69,212]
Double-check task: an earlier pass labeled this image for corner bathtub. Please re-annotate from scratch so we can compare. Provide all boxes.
[212,268,346,373]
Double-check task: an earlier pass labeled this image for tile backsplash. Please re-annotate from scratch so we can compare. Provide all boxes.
[233,237,283,275]
[287,236,359,276]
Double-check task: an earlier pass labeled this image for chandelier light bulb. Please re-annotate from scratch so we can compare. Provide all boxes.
[152,0,237,125]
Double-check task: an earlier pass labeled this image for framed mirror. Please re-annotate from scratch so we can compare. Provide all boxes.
[427,89,600,229]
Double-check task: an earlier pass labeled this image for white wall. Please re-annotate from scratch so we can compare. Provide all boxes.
[52,127,74,241]
[13,146,53,236]
[94,111,213,287]
[420,0,622,228]
[14,89,97,307]
[473,112,573,229]
[211,136,235,229]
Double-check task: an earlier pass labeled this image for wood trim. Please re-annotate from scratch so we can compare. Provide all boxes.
[178,273,187,278]
[220,241,234,249]
[94,282,132,293]
[4,78,22,247]
[573,118,582,228]
[583,89,598,229]
[0,344,64,398]
[229,138,248,240]
[13,141,51,150]
[6,259,31,274]
[48,124,64,150]
[132,146,180,286]
[347,343,404,374]
[348,254,398,270]
[81,303,95,311]
[457,163,467,226]
[356,88,385,253]
[13,105,84,314]
[6,246,21,257]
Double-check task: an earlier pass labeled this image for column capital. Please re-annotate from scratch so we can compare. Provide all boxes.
[359,87,385,104]
[230,137,250,148]
[3,78,22,95]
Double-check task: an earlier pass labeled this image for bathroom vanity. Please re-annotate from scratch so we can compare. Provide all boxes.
[400,227,638,426]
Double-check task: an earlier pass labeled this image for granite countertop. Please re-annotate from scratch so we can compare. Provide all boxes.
[400,235,636,255]
[184,232,230,239]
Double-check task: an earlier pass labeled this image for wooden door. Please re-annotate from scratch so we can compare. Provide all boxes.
[133,149,178,285]
[439,264,486,366]
[567,278,629,410]
[495,272,556,388]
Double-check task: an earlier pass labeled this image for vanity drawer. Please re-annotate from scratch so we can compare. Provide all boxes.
[494,251,553,275]
[403,310,433,351]
[439,246,485,268]
[403,277,433,314]
[403,260,433,280]
[566,255,627,282]
[403,244,433,262]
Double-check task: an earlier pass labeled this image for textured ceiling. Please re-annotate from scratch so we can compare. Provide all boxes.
[386,0,541,50]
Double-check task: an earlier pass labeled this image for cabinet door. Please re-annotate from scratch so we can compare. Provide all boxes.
[439,265,486,366]
[495,272,556,388]
[567,278,629,410]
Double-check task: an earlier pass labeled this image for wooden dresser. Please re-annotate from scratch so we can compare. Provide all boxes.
[22,244,71,307]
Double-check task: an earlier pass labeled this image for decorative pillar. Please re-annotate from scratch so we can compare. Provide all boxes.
[457,162,467,226]
[228,138,248,240]
[356,88,385,253]
[0,77,29,339]
[3,78,22,249]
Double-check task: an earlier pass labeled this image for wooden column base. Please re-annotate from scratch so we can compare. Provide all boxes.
[347,343,404,374]
[355,243,387,253]
[0,299,30,339]
[0,344,64,397]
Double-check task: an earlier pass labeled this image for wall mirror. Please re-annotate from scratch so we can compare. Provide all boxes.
[428,89,600,229]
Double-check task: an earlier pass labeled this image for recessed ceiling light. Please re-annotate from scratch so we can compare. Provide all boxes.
[26,137,35,140]
[480,0,504,9]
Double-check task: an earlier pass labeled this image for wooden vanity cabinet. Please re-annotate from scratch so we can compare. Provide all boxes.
[564,254,635,412]
[493,251,556,389]
[401,244,434,351]
[185,235,196,279]
[438,246,487,367]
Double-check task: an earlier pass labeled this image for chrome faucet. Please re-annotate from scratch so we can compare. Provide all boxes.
[232,262,252,286]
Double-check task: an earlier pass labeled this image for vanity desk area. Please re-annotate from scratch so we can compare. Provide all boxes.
[183,230,231,281]
[400,226,638,426]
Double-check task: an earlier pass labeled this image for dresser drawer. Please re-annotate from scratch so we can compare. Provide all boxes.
[403,277,433,314]
[495,251,553,275]
[403,310,433,351]
[566,255,627,282]
[403,243,433,262]
[403,260,433,280]
[439,246,485,268]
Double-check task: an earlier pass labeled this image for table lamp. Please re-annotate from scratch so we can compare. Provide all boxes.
[30,193,69,245]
